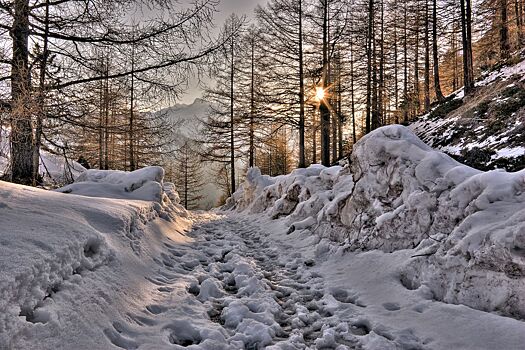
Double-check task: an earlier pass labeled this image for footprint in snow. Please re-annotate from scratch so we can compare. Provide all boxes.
[382,302,401,311]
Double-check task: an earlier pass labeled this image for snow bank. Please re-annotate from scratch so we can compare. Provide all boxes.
[56,166,173,204]
[227,165,354,235]
[228,125,525,319]
[0,167,192,348]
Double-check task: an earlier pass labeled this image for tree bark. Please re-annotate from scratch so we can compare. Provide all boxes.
[320,0,330,166]
[10,0,33,185]
[432,0,445,102]
[298,0,306,168]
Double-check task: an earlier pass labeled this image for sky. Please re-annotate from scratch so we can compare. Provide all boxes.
[178,0,267,105]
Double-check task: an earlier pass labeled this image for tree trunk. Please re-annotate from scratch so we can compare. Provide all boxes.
[104,58,109,170]
[515,0,523,47]
[394,0,399,123]
[424,0,431,112]
[500,0,510,60]
[379,0,385,126]
[10,0,33,185]
[350,37,357,144]
[403,1,409,122]
[366,0,374,133]
[414,4,421,116]
[298,0,306,168]
[320,0,330,166]
[129,33,136,171]
[460,0,474,94]
[249,35,255,168]
[98,64,104,170]
[230,34,236,194]
[432,0,445,102]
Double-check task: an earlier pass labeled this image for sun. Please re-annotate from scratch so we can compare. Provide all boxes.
[315,86,325,101]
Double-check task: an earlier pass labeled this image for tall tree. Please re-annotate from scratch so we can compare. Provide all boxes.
[320,0,331,166]
[433,0,445,102]
[460,0,475,94]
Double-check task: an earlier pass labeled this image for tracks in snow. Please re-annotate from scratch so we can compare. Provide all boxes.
[103,214,423,350]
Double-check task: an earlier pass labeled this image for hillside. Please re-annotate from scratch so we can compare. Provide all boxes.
[410,57,525,172]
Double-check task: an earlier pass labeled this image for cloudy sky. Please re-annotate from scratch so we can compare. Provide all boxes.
[179,0,267,104]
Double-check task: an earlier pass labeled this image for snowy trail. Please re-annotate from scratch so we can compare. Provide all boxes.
[102,213,384,350]
[98,211,525,350]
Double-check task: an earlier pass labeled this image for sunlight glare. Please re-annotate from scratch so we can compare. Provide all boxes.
[315,87,325,101]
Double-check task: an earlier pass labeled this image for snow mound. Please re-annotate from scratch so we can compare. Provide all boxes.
[228,125,525,319]
[227,164,354,234]
[0,175,192,349]
[56,166,171,204]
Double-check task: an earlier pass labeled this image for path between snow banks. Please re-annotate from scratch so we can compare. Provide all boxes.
[98,212,525,350]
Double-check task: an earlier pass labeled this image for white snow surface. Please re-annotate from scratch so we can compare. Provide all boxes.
[228,125,525,320]
[55,167,173,204]
[2,125,525,349]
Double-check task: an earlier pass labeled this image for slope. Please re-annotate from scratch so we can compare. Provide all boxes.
[410,56,525,171]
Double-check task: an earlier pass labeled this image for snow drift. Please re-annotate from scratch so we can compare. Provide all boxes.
[0,167,191,349]
[227,125,525,319]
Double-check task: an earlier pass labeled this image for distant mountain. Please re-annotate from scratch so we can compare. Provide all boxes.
[156,98,211,141]
[156,98,222,209]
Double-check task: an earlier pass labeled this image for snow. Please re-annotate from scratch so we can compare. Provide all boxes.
[0,127,86,185]
[493,146,525,159]
[2,125,525,349]
[228,125,525,320]
[56,167,169,203]
[0,170,192,349]
[477,59,525,87]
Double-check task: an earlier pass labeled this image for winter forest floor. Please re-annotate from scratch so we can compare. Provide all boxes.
[97,212,525,350]
[150,213,525,350]
[2,125,525,349]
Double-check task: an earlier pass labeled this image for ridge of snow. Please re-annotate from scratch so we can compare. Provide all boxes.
[227,125,525,319]
[0,166,192,348]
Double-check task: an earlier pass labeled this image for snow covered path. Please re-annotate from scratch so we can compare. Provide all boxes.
[103,213,361,350]
[99,212,525,350]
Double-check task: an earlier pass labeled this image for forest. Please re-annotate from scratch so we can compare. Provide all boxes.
[2,1,525,349]
[0,0,523,203]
